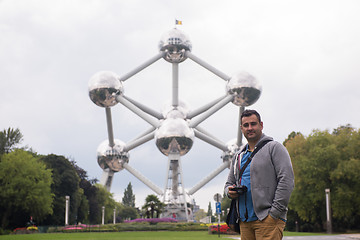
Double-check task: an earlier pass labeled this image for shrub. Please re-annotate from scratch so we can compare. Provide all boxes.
[46,220,208,233]
[124,218,177,224]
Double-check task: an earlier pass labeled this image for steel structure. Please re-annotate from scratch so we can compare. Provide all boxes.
[88,28,262,221]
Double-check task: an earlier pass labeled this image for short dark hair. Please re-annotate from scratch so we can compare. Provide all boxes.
[241,109,261,124]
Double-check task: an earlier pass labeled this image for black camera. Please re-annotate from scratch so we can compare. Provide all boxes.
[232,186,248,195]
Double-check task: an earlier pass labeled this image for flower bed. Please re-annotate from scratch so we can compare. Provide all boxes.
[208,223,238,235]
[13,226,38,234]
[61,224,100,231]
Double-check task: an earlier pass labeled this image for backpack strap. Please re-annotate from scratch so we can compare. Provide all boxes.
[238,139,273,179]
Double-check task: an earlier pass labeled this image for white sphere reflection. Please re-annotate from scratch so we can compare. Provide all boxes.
[226,72,262,107]
[155,118,194,156]
[89,71,124,107]
[221,138,242,167]
[97,139,129,172]
[159,28,192,63]
[161,100,190,119]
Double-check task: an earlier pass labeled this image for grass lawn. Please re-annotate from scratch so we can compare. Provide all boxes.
[0,231,327,240]
[1,231,225,240]
[284,231,326,236]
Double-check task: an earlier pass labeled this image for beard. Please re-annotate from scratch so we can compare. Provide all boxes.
[244,131,261,142]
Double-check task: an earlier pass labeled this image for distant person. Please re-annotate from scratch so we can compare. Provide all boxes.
[225,109,294,240]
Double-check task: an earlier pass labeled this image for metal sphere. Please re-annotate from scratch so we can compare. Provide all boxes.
[226,72,262,107]
[221,139,241,167]
[97,139,129,172]
[155,118,194,156]
[88,71,124,107]
[159,28,192,63]
[161,100,190,119]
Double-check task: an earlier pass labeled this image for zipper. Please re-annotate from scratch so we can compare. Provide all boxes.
[244,192,248,221]
[236,198,240,224]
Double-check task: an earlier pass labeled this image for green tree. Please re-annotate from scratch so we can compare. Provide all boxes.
[118,204,139,221]
[0,150,53,229]
[72,162,100,224]
[330,159,360,221]
[286,126,360,231]
[207,202,213,216]
[283,131,303,146]
[0,127,23,155]
[95,184,119,223]
[119,182,138,221]
[194,209,207,222]
[77,191,90,223]
[142,195,165,218]
[41,154,82,225]
[221,192,231,221]
[207,202,215,223]
[122,182,136,208]
[329,126,360,230]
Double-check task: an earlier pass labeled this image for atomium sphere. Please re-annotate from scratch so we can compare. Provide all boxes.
[221,138,241,166]
[88,71,124,108]
[226,71,262,107]
[161,100,190,119]
[155,118,194,156]
[158,28,192,63]
[97,139,129,172]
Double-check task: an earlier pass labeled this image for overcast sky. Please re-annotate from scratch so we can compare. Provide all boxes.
[1,0,360,212]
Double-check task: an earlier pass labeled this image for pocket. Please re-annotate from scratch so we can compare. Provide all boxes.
[261,215,286,238]
[267,214,286,229]
[263,214,276,223]
[269,214,278,221]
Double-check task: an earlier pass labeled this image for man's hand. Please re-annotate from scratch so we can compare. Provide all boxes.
[228,186,239,199]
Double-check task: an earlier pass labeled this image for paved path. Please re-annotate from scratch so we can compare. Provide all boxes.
[284,235,360,240]
[227,234,360,240]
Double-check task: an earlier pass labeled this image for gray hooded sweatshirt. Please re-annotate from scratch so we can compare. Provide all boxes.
[224,134,294,221]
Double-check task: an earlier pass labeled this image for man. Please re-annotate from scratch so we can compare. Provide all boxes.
[224,109,294,240]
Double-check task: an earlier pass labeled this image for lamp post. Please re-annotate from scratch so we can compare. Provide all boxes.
[325,188,332,234]
[113,208,116,224]
[65,196,70,226]
[102,206,105,225]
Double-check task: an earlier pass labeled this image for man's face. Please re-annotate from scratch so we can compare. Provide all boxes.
[241,114,263,143]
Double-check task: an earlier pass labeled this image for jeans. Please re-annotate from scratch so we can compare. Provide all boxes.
[239,214,286,240]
